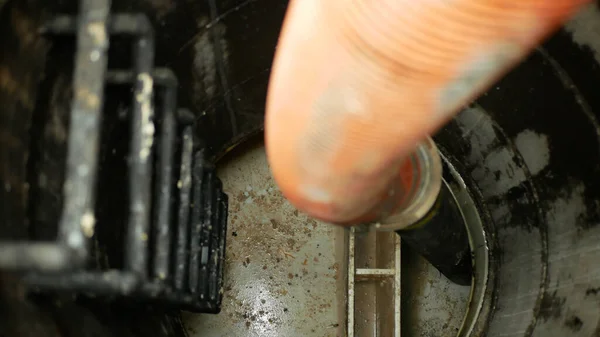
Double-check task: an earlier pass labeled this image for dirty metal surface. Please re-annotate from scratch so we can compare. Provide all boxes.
[433,4,600,335]
[183,140,347,337]
[401,247,471,337]
[349,229,402,337]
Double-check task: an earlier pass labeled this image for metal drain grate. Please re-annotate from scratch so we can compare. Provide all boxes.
[347,228,402,337]
[0,0,228,313]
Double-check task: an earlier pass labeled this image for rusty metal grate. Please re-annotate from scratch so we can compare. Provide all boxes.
[0,0,228,313]
[0,0,111,272]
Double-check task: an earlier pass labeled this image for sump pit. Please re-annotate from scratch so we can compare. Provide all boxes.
[182,139,492,337]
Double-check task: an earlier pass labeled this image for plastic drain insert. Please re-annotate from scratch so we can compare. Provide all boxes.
[0,0,228,313]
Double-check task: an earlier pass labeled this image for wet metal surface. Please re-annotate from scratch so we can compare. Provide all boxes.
[183,141,347,337]
[401,248,471,337]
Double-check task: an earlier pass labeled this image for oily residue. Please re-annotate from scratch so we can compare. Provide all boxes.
[451,104,546,337]
[538,291,566,322]
[585,288,600,296]
[564,316,584,332]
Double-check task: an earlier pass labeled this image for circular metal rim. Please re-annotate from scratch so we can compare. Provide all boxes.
[440,152,493,337]
[375,137,443,231]
[366,147,494,336]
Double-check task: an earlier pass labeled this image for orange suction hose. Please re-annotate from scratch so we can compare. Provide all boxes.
[265,0,590,225]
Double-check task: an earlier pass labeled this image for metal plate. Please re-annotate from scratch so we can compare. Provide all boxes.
[183,140,347,337]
